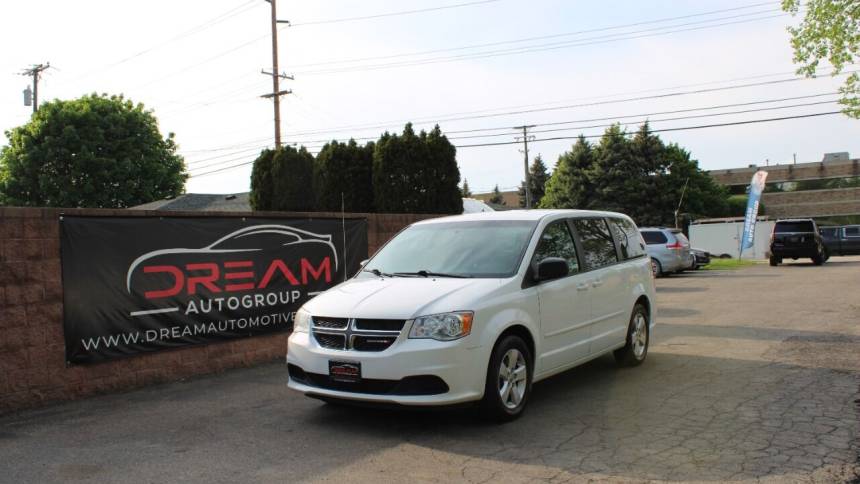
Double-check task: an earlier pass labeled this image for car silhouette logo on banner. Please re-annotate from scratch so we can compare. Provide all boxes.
[125,225,339,318]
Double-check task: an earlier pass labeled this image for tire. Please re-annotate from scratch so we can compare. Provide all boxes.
[479,335,533,422]
[812,254,824,265]
[614,304,650,367]
[769,255,779,266]
[650,258,663,278]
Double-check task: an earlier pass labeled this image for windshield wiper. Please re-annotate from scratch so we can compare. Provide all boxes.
[393,270,470,278]
[363,268,394,278]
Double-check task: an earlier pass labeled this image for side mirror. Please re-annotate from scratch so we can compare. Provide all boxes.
[536,257,569,282]
[359,259,369,268]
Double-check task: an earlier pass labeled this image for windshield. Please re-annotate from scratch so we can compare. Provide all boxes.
[365,220,536,278]
[775,221,815,233]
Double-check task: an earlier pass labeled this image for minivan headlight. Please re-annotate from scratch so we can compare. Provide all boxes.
[408,311,473,341]
[293,308,311,333]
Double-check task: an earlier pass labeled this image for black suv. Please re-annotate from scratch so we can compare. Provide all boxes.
[769,219,827,266]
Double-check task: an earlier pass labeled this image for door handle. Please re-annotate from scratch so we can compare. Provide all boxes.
[592,279,604,288]
[576,283,589,291]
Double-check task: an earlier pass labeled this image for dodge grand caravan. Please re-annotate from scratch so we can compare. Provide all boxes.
[287,210,656,421]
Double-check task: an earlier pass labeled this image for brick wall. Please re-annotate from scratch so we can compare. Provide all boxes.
[762,187,860,218]
[709,159,860,186]
[0,207,438,414]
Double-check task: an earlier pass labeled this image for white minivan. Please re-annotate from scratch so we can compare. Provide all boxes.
[287,210,656,421]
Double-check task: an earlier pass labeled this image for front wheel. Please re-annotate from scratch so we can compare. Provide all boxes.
[769,255,780,266]
[614,304,650,367]
[479,335,532,422]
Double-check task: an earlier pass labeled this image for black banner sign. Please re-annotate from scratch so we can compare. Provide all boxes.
[60,216,368,364]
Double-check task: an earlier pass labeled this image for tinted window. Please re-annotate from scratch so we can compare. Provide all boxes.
[641,230,668,245]
[845,227,860,237]
[775,221,815,233]
[820,228,838,237]
[366,221,535,278]
[572,218,618,269]
[608,218,646,259]
[533,221,580,274]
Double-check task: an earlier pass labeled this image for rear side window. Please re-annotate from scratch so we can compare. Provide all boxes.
[775,221,815,233]
[820,228,838,237]
[608,218,646,260]
[533,221,580,274]
[641,230,668,245]
[846,227,860,237]
[572,218,618,269]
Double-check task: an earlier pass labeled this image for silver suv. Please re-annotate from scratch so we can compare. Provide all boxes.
[640,227,692,277]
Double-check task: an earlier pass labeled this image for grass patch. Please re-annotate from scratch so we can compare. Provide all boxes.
[701,258,758,270]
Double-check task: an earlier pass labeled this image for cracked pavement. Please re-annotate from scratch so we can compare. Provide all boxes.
[1,256,858,483]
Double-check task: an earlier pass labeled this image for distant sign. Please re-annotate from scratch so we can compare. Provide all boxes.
[740,170,768,253]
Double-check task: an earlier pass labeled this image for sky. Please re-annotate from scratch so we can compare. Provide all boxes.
[1,0,858,197]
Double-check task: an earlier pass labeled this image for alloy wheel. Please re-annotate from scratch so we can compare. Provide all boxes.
[498,349,527,409]
[632,312,648,359]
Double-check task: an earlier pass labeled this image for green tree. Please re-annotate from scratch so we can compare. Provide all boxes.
[461,178,473,198]
[272,146,315,211]
[0,94,186,208]
[518,155,550,207]
[250,146,315,212]
[540,124,729,225]
[653,144,730,226]
[589,124,634,213]
[314,139,375,212]
[372,124,462,214]
[540,136,594,209]
[249,149,275,211]
[488,184,505,205]
[783,0,860,117]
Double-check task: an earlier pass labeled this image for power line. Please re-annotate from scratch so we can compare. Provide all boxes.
[265,71,856,141]
[447,98,840,140]
[287,1,779,69]
[186,111,843,179]
[289,0,501,27]
[276,92,840,146]
[70,1,260,82]
[455,111,843,148]
[291,12,787,76]
[181,91,842,162]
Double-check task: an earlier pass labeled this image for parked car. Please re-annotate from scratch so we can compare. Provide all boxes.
[689,248,711,269]
[287,210,657,421]
[819,225,860,256]
[769,219,827,266]
[640,227,692,277]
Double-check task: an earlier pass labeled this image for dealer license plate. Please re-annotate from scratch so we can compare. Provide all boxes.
[329,360,361,383]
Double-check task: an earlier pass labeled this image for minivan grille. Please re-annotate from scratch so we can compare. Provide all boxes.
[312,317,349,329]
[311,318,404,352]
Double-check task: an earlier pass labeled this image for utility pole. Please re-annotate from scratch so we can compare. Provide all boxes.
[20,63,50,113]
[674,177,690,229]
[261,0,292,147]
[514,125,536,208]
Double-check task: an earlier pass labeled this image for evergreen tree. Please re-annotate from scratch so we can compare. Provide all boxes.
[276,146,315,211]
[518,155,550,207]
[540,136,594,209]
[373,124,462,214]
[249,149,275,211]
[488,184,505,205]
[461,179,473,198]
[314,139,374,212]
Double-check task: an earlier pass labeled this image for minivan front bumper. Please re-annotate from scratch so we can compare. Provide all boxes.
[286,331,487,406]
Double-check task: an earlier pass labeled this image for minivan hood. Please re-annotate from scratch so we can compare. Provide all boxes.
[301,276,504,320]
